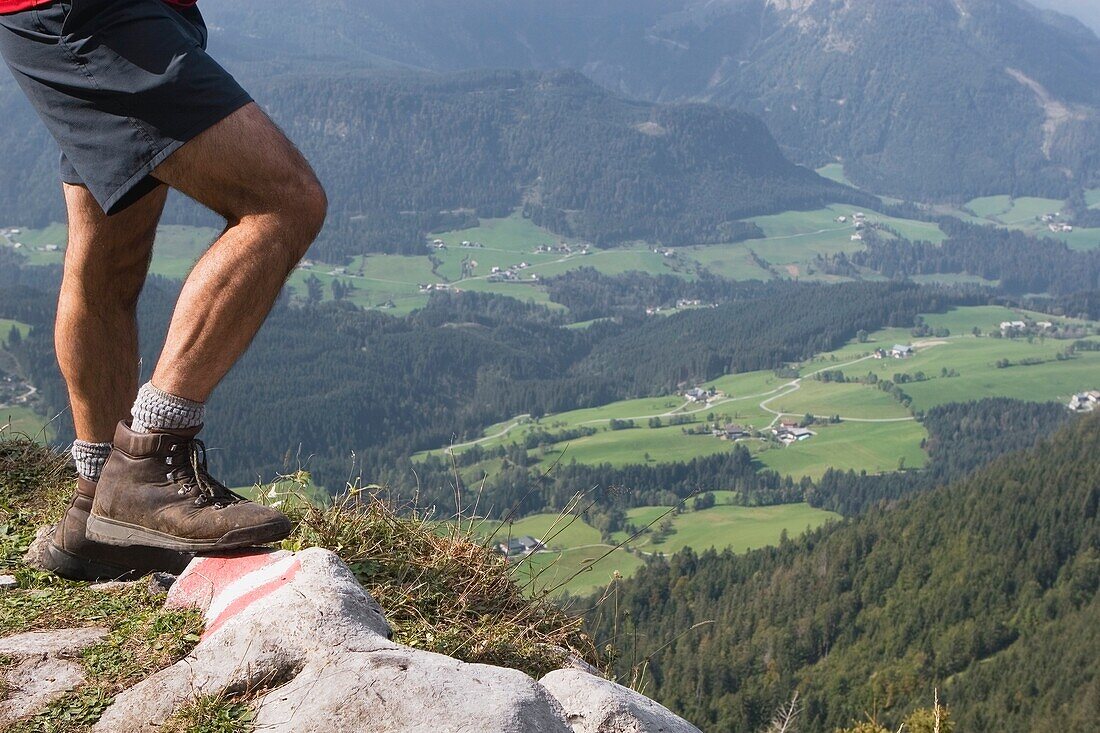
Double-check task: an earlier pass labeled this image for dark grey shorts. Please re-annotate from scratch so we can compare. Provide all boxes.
[0,0,252,214]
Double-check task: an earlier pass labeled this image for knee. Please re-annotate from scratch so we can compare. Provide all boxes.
[270,169,326,264]
[295,174,328,244]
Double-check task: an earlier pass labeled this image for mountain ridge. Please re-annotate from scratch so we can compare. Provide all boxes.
[197,0,1100,200]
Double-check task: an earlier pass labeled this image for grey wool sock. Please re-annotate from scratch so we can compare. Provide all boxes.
[71,440,112,482]
[131,382,205,433]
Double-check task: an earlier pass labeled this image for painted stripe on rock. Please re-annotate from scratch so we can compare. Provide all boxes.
[203,558,302,638]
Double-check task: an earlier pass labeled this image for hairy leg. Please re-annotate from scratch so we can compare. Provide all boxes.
[149,102,326,402]
[57,183,168,442]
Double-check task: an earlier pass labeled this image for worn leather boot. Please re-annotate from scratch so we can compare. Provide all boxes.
[43,477,192,581]
[86,421,292,552]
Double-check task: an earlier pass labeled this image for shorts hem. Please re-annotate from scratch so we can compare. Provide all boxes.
[100,92,253,215]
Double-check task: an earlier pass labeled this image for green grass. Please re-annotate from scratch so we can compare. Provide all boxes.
[909,273,1000,287]
[686,203,945,282]
[965,195,1015,219]
[1086,188,1100,209]
[0,405,56,443]
[497,502,839,597]
[815,163,855,187]
[918,305,1027,334]
[626,502,840,555]
[547,425,735,468]
[681,243,774,281]
[768,380,913,420]
[958,195,1100,251]
[0,318,31,340]
[486,512,604,550]
[899,340,1100,411]
[753,420,929,480]
[515,544,645,598]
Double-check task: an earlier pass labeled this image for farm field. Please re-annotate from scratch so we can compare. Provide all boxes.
[815,163,855,187]
[957,195,1100,251]
[0,318,31,340]
[429,305,1098,487]
[615,502,840,555]
[465,501,839,597]
[767,380,913,420]
[752,420,928,478]
[683,203,946,281]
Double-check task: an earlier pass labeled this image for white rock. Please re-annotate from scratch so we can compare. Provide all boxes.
[21,524,54,571]
[539,668,703,733]
[0,575,16,591]
[95,548,572,733]
[0,627,108,725]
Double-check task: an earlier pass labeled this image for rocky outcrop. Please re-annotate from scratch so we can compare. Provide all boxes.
[9,547,704,732]
[541,669,703,733]
[0,628,108,725]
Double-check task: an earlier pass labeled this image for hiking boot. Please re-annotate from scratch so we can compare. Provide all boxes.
[86,421,292,552]
[42,478,193,581]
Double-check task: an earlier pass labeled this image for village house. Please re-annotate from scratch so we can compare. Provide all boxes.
[891,344,914,358]
[494,536,545,558]
[718,424,750,440]
[1069,391,1100,413]
[774,425,815,444]
[1000,320,1027,335]
[684,386,716,402]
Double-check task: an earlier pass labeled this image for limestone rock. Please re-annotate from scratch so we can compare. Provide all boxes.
[0,575,16,591]
[0,627,108,725]
[539,668,703,733]
[20,524,53,572]
[96,548,571,733]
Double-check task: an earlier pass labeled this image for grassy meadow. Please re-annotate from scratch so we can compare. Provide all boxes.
[955,195,1100,251]
[462,502,840,597]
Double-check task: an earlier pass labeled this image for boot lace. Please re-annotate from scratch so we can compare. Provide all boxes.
[165,439,247,510]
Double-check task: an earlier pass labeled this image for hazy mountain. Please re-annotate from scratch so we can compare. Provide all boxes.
[201,0,1100,201]
[1031,0,1100,33]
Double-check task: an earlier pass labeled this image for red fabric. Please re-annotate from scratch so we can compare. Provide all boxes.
[1,0,196,15]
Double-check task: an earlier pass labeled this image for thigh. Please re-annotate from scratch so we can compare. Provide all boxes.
[152,102,320,220]
[0,0,251,216]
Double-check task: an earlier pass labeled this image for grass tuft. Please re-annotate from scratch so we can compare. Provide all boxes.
[161,693,254,733]
[277,476,599,678]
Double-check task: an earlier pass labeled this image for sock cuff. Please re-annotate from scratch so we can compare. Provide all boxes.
[71,440,112,482]
[131,382,205,433]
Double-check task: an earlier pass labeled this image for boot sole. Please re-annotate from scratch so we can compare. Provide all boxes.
[85,514,291,553]
[43,542,143,583]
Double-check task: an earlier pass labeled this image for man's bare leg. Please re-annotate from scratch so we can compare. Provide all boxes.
[44,182,193,582]
[56,183,167,442]
[85,102,319,552]
[148,102,327,402]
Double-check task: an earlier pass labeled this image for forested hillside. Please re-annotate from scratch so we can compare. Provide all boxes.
[0,69,864,261]
[583,413,1100,732]
[2,274,971,488]
[197,0,1100,200]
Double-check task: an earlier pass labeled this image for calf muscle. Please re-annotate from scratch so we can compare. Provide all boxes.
[149,102,326,402]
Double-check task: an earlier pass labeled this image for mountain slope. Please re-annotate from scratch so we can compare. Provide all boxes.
[583,412,1100,731]
[199,0,1100,200]
[0,68,863,259]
